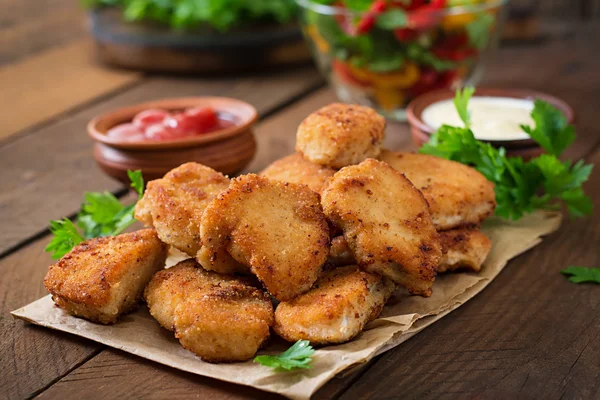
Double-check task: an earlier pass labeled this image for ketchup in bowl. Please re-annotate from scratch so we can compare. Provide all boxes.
[107,106,234,142]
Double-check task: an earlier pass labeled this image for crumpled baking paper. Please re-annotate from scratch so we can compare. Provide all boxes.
[12,211,561,400]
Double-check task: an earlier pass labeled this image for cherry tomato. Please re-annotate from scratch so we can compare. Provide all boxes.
[106,123,145,141]
[432,47,477,61]
[356,14,376,34]
[132,109,170,130]
[394,28,418,41]
[145,123,184,141]
[185,107,218,132]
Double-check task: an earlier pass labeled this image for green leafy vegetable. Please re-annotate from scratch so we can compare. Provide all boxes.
[254,340,315,371]
[375,9,408,30]
[561,266,600,284]
[521,100,576,157]
[45,170,145,259]
[465,13,495,50]
[82,0,297,31]
[452,86,475,128]
[420,88,593,220]
[405,43,457,72]
[45,219,85,259]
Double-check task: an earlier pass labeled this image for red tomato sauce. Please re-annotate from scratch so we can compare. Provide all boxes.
[107,107,236,142]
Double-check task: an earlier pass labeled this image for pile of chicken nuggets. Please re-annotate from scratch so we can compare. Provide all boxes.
[44,103,496,363]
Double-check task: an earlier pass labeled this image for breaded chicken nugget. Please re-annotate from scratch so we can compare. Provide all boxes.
[44,229,168,324]
[199,174,330,301]
[274,266,395,345]
[260,153,337,194]
[145,260,273,362]
[134,162,230,256]
[321,159,441,296]
[329,230,491,274]
[296,103,386,168]
[438,228,491,273]
[379,151,496,230]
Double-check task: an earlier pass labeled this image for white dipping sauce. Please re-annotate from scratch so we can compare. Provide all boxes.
[422,96,535,141]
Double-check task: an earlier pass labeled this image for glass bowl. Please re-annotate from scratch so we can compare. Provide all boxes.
[297,0,508,120]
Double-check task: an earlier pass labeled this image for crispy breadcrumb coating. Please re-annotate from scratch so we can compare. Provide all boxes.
[296,103,385,168]
[438,228,491,273]
[274,266,395,345]
[260,153,337,194]
[44,229,168,324]
[199,174,329,301]
[145,260,273,362]
[321,159,441,297]
[379,151,496,230]
[134,162,231,256]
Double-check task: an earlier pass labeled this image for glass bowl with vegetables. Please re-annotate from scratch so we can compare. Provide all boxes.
[298,0,508,120]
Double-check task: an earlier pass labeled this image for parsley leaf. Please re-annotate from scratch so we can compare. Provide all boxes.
[561,266,600,284]
[376,9,408,30]
[420,91,594,220]
[520,100,576,157]
[45,219,85,259]
[254,340,315,371]
[45,170,145,259]
[453,86,475,128]
[466,13,495,50]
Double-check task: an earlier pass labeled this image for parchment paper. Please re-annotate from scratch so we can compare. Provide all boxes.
[12,210,561,400]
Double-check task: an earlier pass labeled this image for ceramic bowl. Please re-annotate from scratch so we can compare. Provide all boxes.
[406,87,575,158]
[88,97,258,184]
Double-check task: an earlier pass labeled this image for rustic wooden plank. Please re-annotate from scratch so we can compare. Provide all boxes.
[26,87,414,400]
[0,39,141,141]
[0,0,87,65]
[337,152,600,399]
[0,68,323,256]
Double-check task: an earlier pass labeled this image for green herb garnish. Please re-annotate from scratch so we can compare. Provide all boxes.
[82,0,297,31]
[420,88,593,220]
[45,170,144,259]
[254,340,315,371]
[561,266,600,284]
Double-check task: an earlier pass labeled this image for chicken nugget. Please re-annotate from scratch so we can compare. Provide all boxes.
[274,266,395,345]
[260,153,337,194]
[321,159,441,296]
[296,103,385,168]
[145,260,273,362]
[438,228,491,273]
[199,174,330,301]
[329,230,491,274]
[44,229,168,324]
[134,162,231,256]
[379,151,496,230]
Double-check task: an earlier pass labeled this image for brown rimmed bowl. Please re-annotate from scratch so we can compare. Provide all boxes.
[88,97,258,184]
[406,88,575,158]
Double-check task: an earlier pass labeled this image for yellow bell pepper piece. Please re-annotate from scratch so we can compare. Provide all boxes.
[305,24,330,54]
[440,13,476,31]
[373,88,406,111]
[349,62,421,89]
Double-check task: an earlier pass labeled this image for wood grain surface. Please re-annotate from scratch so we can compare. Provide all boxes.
[1,5,599,400]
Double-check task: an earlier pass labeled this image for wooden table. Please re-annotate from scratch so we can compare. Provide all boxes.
[1,4,599,399]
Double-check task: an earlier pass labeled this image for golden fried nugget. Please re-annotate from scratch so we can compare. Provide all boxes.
[329,230,491,274]
[260,153,337,194]
[296,103,386,168]
[438,228,491,273]
[274,266,395,345]
[145,260,273,362]
[44,229,168,324]
[134,162,231,256]
[199,174,330,301]
[321,159,441,296]
[379,151,496,230]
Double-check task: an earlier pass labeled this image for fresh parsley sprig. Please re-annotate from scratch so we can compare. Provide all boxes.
[561,266,600,284]
[254,340,315,371]
[420,87,593,220]
[45,170,144,259]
